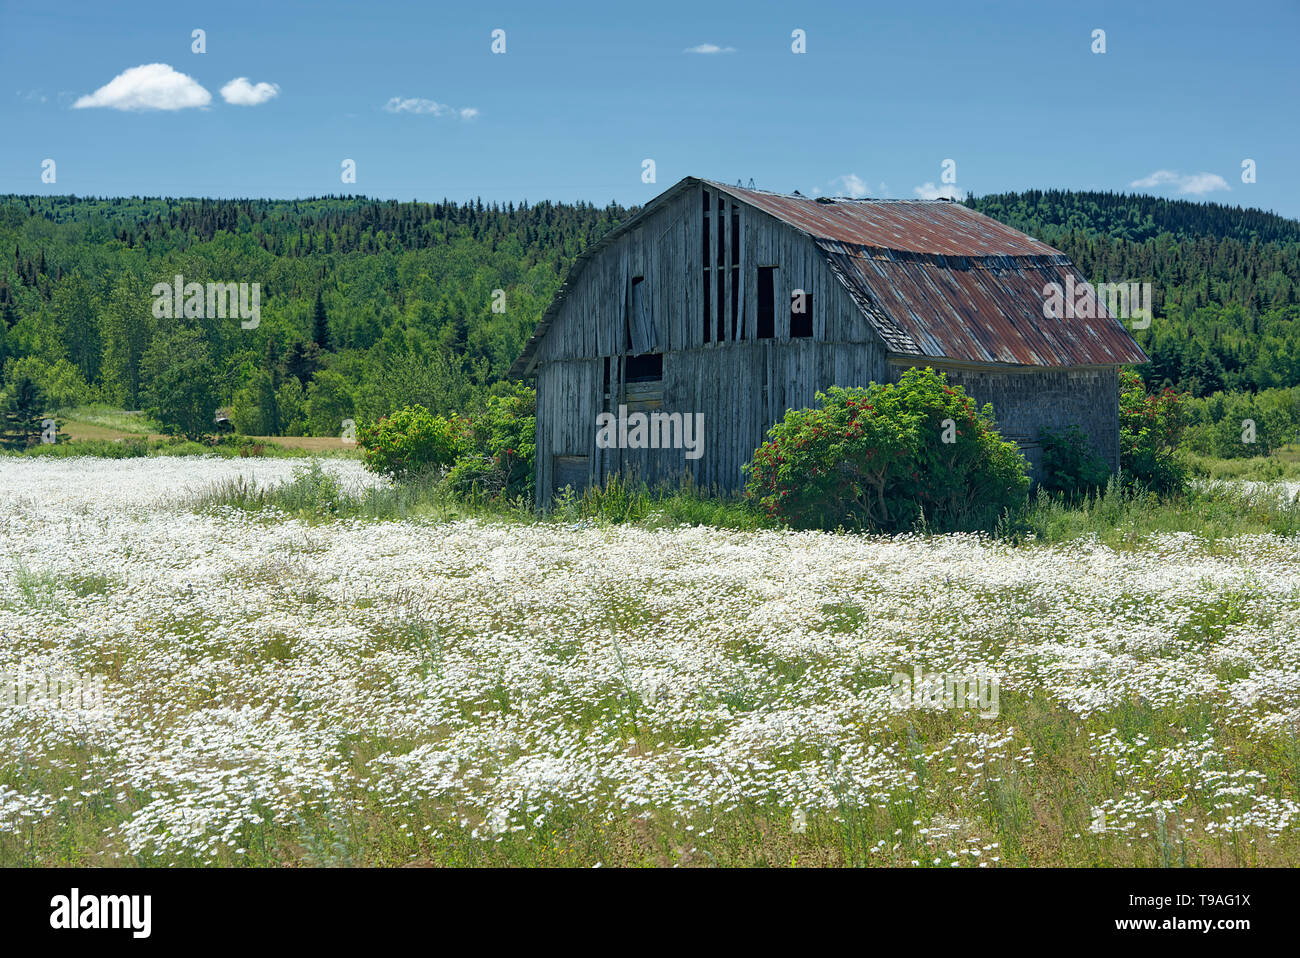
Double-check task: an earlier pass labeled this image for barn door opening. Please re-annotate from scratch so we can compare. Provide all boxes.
[553,454,589,496]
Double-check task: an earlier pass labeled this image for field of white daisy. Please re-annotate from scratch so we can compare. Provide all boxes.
[2,456,1299,867]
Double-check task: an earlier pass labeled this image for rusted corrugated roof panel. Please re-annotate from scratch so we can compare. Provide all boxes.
[818,243,1149,366]
[713,181,1060,257]
[511,177,1148,376]
[707,180,1148,367]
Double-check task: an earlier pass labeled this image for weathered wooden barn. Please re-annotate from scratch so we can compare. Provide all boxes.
[511,176,1148,504]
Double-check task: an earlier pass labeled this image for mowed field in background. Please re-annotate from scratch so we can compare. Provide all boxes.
[54,409,351,453]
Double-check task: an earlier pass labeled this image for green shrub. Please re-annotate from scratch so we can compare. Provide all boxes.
[742,367,1029,532]
[1181,387,1300,459]
[357,404,465,480]
[444,385,535,502]
[3,356,95,410]
[1119,369,1187,493]
[1039,425,1110,499]
[276,377,308,436]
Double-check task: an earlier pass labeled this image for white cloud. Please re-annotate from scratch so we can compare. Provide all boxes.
[1129,169,1230,195]
[913,181,965,200]
[384,97,478,119]
[220,77,280,106]
[684,44,736,54]
[73,63,210,111]
[833,174,871,198]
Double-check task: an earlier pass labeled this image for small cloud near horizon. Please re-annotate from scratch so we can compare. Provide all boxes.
[833,174,871,198]
[913,182,965,200]
[684,43,736,54]
[1130,169,1230,195]
[73,63,210,111]
[384,97,478,119]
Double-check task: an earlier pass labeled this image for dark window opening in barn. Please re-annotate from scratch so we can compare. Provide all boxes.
[626,276,644,353]
[702,268,712,342]
[625,352,663,383]
[730,269,739,340]
[554,455,589,495]
[757,267,776,339]
[716,265,726,342]
[716,198,726,265]
[701,191,711,266]
[629,275,644,343]
[702,190,712,342]
[790,289,813,338]
[729,206,740,339]
[714,197,727,341]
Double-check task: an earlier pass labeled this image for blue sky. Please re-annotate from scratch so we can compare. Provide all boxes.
[3,0,1298,217]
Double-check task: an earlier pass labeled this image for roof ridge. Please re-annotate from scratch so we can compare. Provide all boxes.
[704,178,957,204]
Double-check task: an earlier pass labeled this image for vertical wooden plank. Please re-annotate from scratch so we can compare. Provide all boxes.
[722,199,732,344]
[713,196,722,345]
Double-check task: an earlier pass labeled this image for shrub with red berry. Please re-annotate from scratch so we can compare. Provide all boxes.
[742,367,1029,532]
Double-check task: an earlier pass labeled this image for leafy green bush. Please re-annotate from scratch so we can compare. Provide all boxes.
[743,367,1029,532]
[3,356,96,410]
[1181,387,1300,458]
[1119,369,1187,492]
[1039,425,1110,499]
[357,404,465,480]
[445,385,536,502]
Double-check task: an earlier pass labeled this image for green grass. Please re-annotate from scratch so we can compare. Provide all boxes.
[188,462,494,523]
[1183,445,1300,481]
[57,404,161,435]
[1014,478,1300,547]
[186,460,1300,549]
[5,435,329,459]
[188,464,763,529]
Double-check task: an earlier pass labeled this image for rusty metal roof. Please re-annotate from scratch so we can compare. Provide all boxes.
[818,244,1149,366]
[706,180,1148,367]
[511,177,1147,376]
[714,181,1061,257]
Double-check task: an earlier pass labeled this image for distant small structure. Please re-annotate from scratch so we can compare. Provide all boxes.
[213,407,234,433]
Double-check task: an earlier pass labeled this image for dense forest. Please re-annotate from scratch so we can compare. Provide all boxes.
[0,194,632,435]
[0,187,1297,441]
[969,190,1300,397]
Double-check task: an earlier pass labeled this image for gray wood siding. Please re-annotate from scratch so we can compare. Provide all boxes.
[889,361,1122,477]
[536,358,601,496]
[535,185,877,362]
[527,182,1126,504]
[532,184,891,503]
[537,340,884,503]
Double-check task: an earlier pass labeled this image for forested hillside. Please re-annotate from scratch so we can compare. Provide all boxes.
[969,190,1300,396]
[1,188,1298,439]
[0,194,632,435]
